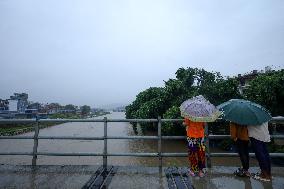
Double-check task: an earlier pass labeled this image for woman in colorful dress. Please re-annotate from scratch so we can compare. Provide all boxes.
[184,118,206,177]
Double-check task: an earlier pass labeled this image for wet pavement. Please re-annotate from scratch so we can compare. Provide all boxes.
[0,165,284,189]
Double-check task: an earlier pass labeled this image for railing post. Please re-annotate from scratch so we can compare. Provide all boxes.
[272,122,277,135]
[271,122,277,145]
[205,123,211,168]
[103,117,108,169]
[32,117,40,166]
[158,116,162,172]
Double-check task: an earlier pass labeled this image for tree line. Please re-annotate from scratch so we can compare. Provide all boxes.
[126,67,284,135]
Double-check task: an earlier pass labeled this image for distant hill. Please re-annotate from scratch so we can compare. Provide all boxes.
[98,103,128,111]
[113,106,126,112]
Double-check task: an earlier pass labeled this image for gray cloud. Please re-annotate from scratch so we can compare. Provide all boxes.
[0,0,283,106]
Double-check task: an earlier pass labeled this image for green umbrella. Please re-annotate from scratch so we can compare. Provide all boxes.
[217,99,272,125]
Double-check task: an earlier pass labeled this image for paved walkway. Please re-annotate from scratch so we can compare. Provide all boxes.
[0,165,284,189]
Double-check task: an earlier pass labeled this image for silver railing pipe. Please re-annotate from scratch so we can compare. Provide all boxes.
[158,116,162,172]
[103,117,107,169]
[205,123,212,168]
[32,117,39,166]
[0,117,283,167]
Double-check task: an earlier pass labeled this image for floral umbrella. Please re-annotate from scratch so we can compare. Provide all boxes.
[180,95,221,122]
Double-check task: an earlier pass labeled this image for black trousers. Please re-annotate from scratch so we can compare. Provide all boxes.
[235,139,249,171]
[250,137,271,175]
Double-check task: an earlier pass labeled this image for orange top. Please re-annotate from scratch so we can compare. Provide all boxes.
[229,122,249,141]
[185,118,205,138]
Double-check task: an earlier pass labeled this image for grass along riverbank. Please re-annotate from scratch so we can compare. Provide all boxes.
[0,112,111,136]
[0,122,60,136]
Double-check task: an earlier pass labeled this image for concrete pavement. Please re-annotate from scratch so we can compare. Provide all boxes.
[0,165,284,189]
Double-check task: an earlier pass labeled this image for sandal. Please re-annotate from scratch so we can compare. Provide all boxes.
[188,168,196,177]
[234,168,250,177]
[252,172,271,182]
[198,169,206,178]
[234,168,244,177]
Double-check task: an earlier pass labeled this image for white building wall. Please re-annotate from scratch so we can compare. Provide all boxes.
[8,100,17,111]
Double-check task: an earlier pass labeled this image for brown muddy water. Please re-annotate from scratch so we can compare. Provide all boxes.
[0,112,258,167]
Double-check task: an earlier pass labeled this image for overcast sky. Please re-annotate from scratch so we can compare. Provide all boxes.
[0,0,283,107]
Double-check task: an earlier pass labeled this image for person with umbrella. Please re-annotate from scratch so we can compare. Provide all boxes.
[230,122,250,177]
[183,118,206,177]
[248,122,271,181]
[180,95,221,177]
[218,99,272,181]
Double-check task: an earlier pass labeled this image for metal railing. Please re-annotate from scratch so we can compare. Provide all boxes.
[0,117,284,170]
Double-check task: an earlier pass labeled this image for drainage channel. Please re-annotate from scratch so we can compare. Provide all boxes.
[165,167,195,189]
[82,166,118,189]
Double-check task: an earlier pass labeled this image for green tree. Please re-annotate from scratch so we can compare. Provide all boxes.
[81,105,91,116]
[126,66,283,151]
[125,87,167,133]
[162,106,184,135]
[244,70,284,116]
[126,87,166,119]
[173,67,197,104]
[48,103,61,109]
[64,104,77,111]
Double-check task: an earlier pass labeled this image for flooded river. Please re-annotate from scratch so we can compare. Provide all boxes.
[0,112,257,167]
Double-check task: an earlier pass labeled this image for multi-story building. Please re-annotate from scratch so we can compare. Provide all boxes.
[237,66,272,95]
[9,93,28,113]
[0,99,9,111]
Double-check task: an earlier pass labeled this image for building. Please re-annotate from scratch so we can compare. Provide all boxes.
[0,93,29,118]
[237,66,273,95]
[0,99,9,111]
[9,93,28,113]
[25,109,38,119]
[8,100,18,112]
[44,103,62,114]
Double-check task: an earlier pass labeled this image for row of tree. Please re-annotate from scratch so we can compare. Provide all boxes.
[126,67,284,135]
[30,102,91,116]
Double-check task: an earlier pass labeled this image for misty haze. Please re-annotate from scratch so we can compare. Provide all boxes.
[0,1,284,189]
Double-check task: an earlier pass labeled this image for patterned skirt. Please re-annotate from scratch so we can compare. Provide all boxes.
[187,137,206,172]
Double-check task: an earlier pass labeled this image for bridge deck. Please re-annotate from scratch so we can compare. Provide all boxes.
[0,165,284,189]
